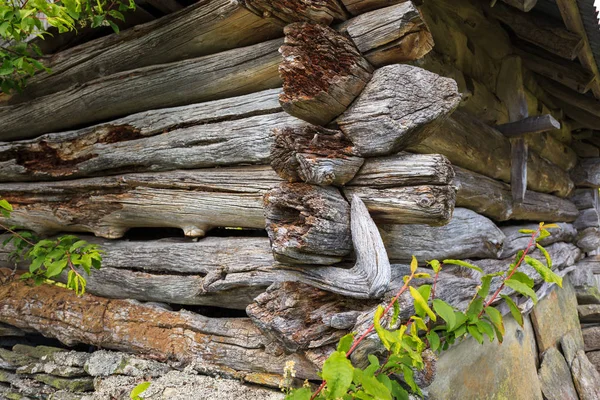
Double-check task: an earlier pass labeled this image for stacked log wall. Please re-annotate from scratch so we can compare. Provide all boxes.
[0,0,598,395]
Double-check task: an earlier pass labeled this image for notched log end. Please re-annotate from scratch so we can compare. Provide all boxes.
[243,0,349,25]
[264,183,352,265]
[279,22,373,125]
[270,125,364,186]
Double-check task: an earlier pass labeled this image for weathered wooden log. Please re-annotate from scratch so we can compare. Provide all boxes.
[453,166,579,222]
[0,279,319,380]
[510,137,528,203]
[341,2,434,66]
[263,183,352,265]
[541,78,600,119]
[496,115,562,137]
[378,208,505,263]
[570,189,599,211]
[336,64,461,157]
[408,111,575,197]
[0,235,277,310]
[0,39,284,141]
[499,223,577,258]
[488,3,583,60]
[347,152,454,187]
[500,0,537,12]
[0,166,456,239]
[576,228,600,253]
[340,0,407,15]
[572,158,600,188]
[574,208,600,231]
[278,22,373,126]
[0,89,309,182]
[243,0,348,24]
[5,0,285,105]
[273,195,391,299]
[343,185,456,226]
[270,125,364,186]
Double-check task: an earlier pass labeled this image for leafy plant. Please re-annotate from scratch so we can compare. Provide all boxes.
[0,198,102,295]
[0,0,136,94]
[283,223,561,399]
[130,381,151,400]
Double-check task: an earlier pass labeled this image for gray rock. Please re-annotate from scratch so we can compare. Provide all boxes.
[571,262,600,304]
[583,326,600,352]
[84,350,170,378]
[12,345,66,359]
[578,304,600,323]
[17,362,87,378]
[428,315,543,400]
[33,374,94,392]
[0,348,37,370]
[538,347,578,400]
[50,391,86,400]
[44,351,91,368]
[560,329,585,366]
[587,350,600,373]
[572,350,600,400]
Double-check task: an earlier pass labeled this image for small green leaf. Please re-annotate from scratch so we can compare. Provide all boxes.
[426,330,440,352]
[475,320,495,342]
[284,387,311,400]
[410,256,418,274]
[505,279,538,304]
[442,259,483,273]
[130,381,151,399]
[518,229,536,234]
[510,271,535,288]
[322,351,354,399]
[433,299,455,330]
[391,300,400,326]
[428,259,441,273]
[46,258,67,278]
[536,243,552,270]
[478,275,493,298]
[362,374,392,400]
[409,286,436,322]
[466,297,484,322]
[525,255,562,288]
[484,306,504,336]
[390,380,409,400]
[0,199,13,212]
[501,295,524,327]
[337,333,354,354]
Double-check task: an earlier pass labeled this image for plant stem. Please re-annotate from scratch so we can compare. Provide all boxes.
[0,222,35,246]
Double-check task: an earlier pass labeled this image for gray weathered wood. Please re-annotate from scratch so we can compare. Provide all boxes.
[379,208,505,263]
[454,166,579,222]
[488,2,583,60]
[275,195,391,299]
[576,228,600,253]
[500,0,538,12]
[542,78,600,119]
[278,22,373,126]
[570,189,600,211]
[574,208,600,231]
[499,223,577,258]
[496,115,562,137]
[343,185,456,226]
[570,141,599,159]
[347,152,454,187]
[408,111,574,197]
[0,235,277,309]
[572,158,600,188]
[341,2,434,66]
[336,64,461,157]
[0,39,284,141]
[340,0,407,15]
[0,280,320,380]
[0,89,310,182]
[511,137,528,203]
[264,183,352,265]
[270,125,364,186]
[243,0,348,24]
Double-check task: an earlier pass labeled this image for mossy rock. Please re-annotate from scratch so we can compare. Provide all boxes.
[0,349,36,369]
[33,374,94,392]
[12,345,66,360]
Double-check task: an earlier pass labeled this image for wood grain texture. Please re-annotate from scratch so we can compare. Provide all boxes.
[342,2,434,66]
[488,3,583,60]
[270,125,364,186]
[571,158,600,188]
[0,89,310,182]
[499,223,577,258]
[243,0,348,25]
[278,22,373,125]
[0,39,283,141]
[499,0,537,12]
[274,195,391,299]
[454,166,579,222]
[542,78,600,119]
[337,64,461,157]
[340,0,408,15]
[408,111,574,197]
[379,208,505,263]
[510,137,528,203]
[496,115,561,137]
[264,183,352,265]
[0,279,319,380]
[570,189,600,211]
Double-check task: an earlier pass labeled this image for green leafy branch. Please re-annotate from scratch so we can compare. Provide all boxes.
[284,223,562,400]
[0,0,135,94]
[0,198,102,295]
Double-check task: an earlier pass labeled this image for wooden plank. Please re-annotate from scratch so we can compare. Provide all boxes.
[0,39,284,141]
[496,115,562,137]
[336,64,461,156]
[541,78,600,119]
[555,0,600,98]
[511,137,528,203]
[340,0,407,15]
[453,166,579,222]
[278,22,373,125]
[500,0,538,12]
[0,279,319,380]
[341,2,434,66]
[488,2,583,60]
[571,141,600,158]
[514,42,596,94]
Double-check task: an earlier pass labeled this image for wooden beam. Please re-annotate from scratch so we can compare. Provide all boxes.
[340,0,408,15]
[499,0,537,12]
[571,158,600,188]
[488,2,583,60]
[541,78,600,119]
[495,115,562,137]
[555,0,600,98]
[511,138,528,202]
[514,42,596,94]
